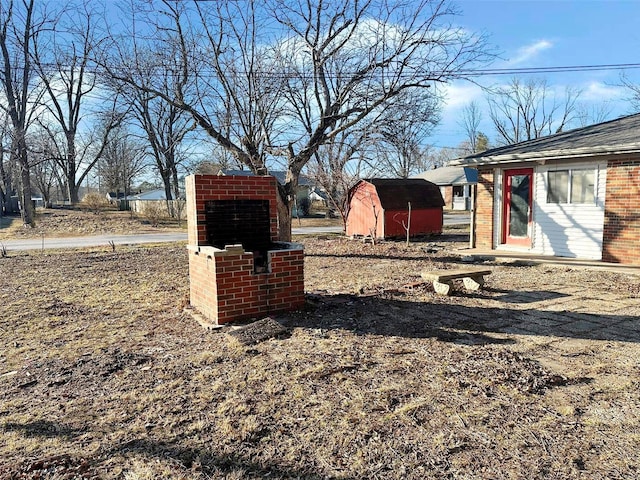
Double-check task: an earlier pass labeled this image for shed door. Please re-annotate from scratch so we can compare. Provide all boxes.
[502,168,533,247]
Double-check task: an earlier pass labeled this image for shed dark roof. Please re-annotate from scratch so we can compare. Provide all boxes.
[459,112,640,166]
[363,178,444,209]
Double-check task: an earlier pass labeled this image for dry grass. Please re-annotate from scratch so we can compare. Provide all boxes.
[292,216,344,228]
[0,235,639,479]
[0,208,184,240]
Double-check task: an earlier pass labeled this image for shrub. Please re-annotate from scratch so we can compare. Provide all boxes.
[170,199,187,227]
[82,192,107,213]
[143,201,166,227]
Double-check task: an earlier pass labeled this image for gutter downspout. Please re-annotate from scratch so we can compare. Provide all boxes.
[469,183,476,249]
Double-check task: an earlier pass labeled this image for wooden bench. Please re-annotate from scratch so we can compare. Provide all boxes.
[420,268,492,295]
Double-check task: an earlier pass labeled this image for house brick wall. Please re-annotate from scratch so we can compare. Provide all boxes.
[475,168,495,249]
[602,158,640,265]
[186,174,304,324]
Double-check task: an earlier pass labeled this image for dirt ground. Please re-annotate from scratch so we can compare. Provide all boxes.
[0,233,639,479]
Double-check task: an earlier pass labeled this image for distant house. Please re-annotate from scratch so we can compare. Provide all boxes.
[413,165,477,211]
[346,178,444,239]
[458,113,640,265]
[127,189,168,201]
[106,191,127,204]
[308,186,329,206]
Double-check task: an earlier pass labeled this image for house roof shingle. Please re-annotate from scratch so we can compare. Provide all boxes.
[458,112,640,166]
[363,178,444,210]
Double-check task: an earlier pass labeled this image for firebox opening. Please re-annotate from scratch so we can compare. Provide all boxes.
[205,199,275,273]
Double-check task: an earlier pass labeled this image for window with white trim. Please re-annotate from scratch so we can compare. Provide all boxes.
[547,169,595,204]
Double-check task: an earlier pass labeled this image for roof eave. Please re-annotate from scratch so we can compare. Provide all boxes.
[456,144,640,167]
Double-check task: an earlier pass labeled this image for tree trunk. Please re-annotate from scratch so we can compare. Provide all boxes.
[68,183,80,204]
[171,165,180,200]
[0,160,10,216]
[65,130,80,203]
[276,184,292,242]
[17,148,35,227]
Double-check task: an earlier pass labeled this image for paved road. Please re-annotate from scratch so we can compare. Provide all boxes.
[444,213,470,226]
[1,214,469,251]
[1,233,188,251]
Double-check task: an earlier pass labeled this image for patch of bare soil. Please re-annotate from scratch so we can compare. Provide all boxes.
[0,236,639,479]
[0,207,183,240]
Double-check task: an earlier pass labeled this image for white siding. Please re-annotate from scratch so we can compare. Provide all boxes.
[532,162,606,259]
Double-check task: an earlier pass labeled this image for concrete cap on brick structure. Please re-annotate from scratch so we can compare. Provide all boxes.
[187,244,247,258]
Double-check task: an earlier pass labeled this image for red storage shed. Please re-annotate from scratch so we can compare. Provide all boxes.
[346,178,444,239]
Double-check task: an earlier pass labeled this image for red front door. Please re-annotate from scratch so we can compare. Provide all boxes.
[502,168,533,246]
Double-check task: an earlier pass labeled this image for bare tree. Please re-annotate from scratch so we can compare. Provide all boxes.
[459,101,482,153]
[267,0,488,237]
[0,111,14,216]
[621,73,640,111]
[107,2,197,206]
[423,146,460,169]
[126,79,195,206]
[0,0,52,226]
[307,127,371,230]
[103,0,489,240]
[29,130,61,207]
[96,125,147,199]
[575,102,614,127]
[32,1,121,204]
[372,91,440,178]
[487,77,581,145]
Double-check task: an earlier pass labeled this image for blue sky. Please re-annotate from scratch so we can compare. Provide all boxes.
[434,0,640,148]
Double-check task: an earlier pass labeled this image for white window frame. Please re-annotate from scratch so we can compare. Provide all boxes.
[546,168,597,205]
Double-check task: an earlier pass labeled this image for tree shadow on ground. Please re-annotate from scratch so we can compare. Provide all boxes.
[3,420,84,440]
[280,291,640,344]
[1,423,352,479]
[107,438,349,479]
[0,215,18,231]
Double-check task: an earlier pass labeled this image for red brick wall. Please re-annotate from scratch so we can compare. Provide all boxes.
[189,246,305,324]
[602,158,640,265]
[186,174,279,246]
[475,168,495,249]
[186,174,305,324]
[188,248,219,321]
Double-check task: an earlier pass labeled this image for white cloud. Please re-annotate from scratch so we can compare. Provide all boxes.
[581,81,625,102]
[433,82,489,146]
[510,40,553,65]
[442,82,484,110]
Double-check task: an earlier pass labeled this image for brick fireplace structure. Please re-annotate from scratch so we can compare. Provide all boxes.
[186,174,305,325]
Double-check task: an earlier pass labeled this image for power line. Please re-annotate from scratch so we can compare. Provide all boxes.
[13,60,640,80]
[455,62,640,77]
